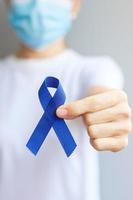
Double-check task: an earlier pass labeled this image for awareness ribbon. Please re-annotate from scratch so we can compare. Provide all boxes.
[26,76,77,157]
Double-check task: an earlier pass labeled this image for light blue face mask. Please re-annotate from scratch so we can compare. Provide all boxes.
[8,0,72,50]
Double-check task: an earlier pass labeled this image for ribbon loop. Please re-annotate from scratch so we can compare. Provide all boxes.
[26,76,77,157]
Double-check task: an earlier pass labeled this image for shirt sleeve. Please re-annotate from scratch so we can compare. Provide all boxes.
[83,56,124,90]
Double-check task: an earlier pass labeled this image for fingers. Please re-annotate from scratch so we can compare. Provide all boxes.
[84,102,131,125]
[56,87,131,153]
[87,120,132,139]
[56,90,127,119]
[90,136,128,152]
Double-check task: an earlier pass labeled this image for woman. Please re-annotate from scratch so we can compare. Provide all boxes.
[0,0,132,200]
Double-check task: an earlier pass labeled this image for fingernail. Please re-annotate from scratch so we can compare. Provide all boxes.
[56,108,68,117]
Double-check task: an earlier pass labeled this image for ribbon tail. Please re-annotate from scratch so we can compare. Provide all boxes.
[26,114,52,155]
[53,118,77,157]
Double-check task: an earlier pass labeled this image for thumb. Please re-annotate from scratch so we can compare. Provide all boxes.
[56,98,89,119]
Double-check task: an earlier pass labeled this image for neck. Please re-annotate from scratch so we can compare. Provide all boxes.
[16,39,67,59]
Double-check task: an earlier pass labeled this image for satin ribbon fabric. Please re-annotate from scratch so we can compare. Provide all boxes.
[26,76,77,157]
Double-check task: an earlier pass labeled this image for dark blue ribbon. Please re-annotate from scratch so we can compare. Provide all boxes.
[26,76,77,157]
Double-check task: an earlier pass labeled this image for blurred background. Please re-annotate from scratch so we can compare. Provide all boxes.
[0,0,133,199]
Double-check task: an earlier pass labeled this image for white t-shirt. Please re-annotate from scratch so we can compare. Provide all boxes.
[0,49,124,200]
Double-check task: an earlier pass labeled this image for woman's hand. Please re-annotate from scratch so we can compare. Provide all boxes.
[56,89,132,152]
